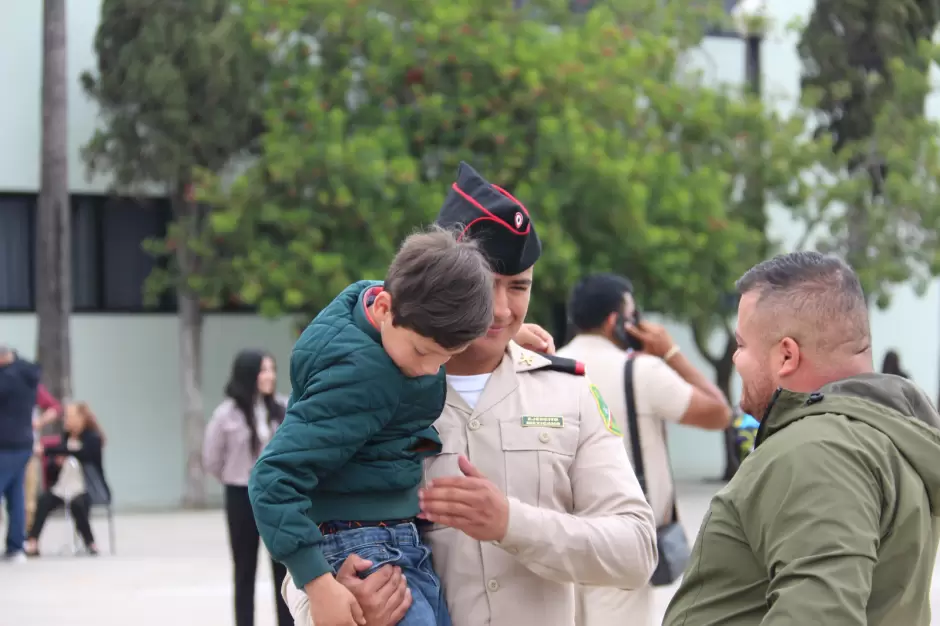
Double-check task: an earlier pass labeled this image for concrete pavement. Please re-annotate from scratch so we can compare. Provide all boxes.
[2,482,938,625]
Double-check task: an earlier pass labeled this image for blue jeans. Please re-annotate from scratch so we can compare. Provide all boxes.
[321,522,451,626]
[0,449,32,555]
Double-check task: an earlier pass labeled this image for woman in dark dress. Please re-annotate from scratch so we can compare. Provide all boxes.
[23,402,109,556]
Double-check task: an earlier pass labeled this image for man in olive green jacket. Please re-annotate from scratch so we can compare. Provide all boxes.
[664,251,940,626]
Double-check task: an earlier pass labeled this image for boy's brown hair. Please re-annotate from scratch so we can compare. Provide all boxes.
[384,226,495,350]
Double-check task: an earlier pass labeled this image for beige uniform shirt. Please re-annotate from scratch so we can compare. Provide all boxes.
[559,335,693,626]
[424,342,657,626]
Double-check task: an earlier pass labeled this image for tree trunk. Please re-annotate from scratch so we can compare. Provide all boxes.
[713,338,740,481]
[36,0,71,401]
[692,325,739,481]
[173,191,206,508]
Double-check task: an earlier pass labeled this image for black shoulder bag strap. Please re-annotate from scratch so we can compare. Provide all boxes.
[624,355,680,525]
[623,356,647,495]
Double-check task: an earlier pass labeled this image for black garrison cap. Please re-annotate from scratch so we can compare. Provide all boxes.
[434,162,542,276]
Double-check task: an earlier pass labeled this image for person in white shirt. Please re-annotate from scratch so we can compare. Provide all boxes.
[558,273,731,626]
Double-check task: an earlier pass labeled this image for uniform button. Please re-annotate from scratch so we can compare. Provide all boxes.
[538,432,551,443]
[468,419,481,431]
[506,547,518,555]
[487,579,500,592]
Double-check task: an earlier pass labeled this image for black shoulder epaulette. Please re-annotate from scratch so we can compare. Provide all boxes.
[536,353,586,376]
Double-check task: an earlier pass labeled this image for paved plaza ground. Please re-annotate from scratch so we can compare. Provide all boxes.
[4,482,940,625]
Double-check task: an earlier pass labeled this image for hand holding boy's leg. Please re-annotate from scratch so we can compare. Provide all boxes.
[305,573,366,626]
[337,555,413,626]
[282,559,412,626]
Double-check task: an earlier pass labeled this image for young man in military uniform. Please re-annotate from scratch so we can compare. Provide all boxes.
[322,162,657,626]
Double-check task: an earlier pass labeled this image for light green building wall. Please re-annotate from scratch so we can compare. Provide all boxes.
[1,0,937,509]
[0,314,296,509]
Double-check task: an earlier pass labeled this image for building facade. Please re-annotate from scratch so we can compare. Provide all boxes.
[1,0,935,509]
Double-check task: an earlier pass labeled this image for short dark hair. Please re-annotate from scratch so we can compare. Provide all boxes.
[569,273,634,332]
[736,251,870,350]
[385,226,495,350]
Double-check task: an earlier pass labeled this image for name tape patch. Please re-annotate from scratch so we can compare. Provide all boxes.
[521,415,564,428]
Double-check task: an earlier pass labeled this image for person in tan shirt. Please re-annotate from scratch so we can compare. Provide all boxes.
[558,273,731,626]
[282,163,657,626]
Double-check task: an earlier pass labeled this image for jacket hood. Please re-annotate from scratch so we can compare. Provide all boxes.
[757,373,940,514]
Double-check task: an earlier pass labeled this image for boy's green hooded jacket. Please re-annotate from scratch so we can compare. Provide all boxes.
[664,374,940,626]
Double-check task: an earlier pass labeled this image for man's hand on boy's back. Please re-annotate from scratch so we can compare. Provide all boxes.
[305,572,367,626]
[336,555,413,626]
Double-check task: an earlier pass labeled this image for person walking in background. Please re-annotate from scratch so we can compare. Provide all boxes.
[881,349,909,378]
[24,402,109,556]
[203,349,292,626]
[558,273,730,626]
[0,345,40,563]
[664,252,940,625]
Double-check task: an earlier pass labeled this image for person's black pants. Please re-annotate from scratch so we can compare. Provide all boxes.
[225,484,292,626]
[28,491,95,547]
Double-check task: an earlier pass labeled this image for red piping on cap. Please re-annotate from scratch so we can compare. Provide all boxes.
[450,182,532,241]
[491,184,531,218]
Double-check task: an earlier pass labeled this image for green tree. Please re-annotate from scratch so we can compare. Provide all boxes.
[198,1,819,484]
[81,0,267,506]
[798,1,940,299]
[199,0,802,328]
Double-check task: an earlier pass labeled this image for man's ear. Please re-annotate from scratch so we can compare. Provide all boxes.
[603,311,618,334]
[777,337,801,377]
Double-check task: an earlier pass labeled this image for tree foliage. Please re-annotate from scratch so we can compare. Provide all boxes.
[81,0,267,505]
[196,0,814,345]
[82,0,265,195]
[798,0,940,306]
[81,0,268,303]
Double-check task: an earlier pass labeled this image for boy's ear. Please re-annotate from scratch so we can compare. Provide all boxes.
[372,290,393,320]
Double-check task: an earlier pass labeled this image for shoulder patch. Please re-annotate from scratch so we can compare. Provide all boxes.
[539,354,586,376]
[590,383,623,437]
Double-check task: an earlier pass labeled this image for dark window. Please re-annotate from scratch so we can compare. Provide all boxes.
[72,197,101,311]
[0,195,35,311]
[2,194,179,313]
[99,196,172,311]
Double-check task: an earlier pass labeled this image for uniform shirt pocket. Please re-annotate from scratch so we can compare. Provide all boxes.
[499,419,579,510]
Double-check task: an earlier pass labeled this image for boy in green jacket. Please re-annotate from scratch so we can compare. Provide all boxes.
[249,227,494,626]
